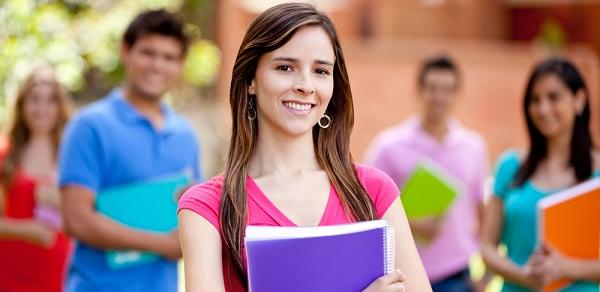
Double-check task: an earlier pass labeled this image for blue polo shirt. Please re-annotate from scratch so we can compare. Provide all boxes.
[58,89,201,292]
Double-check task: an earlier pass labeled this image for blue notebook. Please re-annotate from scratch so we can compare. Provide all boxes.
[245,220,395,292]
[96,174,191,269]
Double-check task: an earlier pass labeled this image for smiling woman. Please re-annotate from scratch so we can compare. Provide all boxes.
[481,58,600,292]
[178,2,431,292]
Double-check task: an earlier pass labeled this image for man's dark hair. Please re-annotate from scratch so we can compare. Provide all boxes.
[417,55,460,90]
[123,9,189,55]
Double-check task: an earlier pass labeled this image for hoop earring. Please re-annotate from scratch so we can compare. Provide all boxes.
[318,114,331,129]
[248,97,257,121]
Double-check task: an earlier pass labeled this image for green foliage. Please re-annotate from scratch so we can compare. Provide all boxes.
[0,0,219,123]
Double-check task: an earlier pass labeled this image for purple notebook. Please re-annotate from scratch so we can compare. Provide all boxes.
[245,220,395,292]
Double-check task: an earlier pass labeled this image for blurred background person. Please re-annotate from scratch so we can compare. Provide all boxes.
[481,58,600,291]
[365,55,490,291]
[0,65,74,292]
[58,9,201,292]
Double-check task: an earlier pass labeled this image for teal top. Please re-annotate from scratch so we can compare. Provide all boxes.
[493,150,600,292]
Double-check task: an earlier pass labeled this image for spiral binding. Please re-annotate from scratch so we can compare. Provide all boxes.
[383,225,396,274]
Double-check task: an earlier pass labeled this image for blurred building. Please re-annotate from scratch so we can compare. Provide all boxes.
[213,0,600,163]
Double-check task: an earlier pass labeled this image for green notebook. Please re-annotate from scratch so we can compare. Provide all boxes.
[96,174,191,269]
[400,160,462,219]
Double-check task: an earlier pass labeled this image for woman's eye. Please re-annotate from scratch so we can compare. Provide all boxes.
[548,93,561,102]
[315,68,330,75]
[276,65,293,72]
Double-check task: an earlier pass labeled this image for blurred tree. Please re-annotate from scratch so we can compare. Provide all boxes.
[0,0,219,123]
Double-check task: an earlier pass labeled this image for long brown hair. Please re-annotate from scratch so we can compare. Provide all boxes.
[221,2,377,285]
[1,66,73,187]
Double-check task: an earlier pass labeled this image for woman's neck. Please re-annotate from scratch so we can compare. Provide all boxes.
[249,128,320,179]
[22,133,56,175]
[26,133,54,149]
[544,130,572,168]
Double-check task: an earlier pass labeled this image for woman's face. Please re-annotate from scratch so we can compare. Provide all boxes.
[252,25,335,138]
[23,83,60,135]
[528,73,585,140]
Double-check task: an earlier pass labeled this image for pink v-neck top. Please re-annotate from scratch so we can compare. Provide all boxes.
[178,164,399,291]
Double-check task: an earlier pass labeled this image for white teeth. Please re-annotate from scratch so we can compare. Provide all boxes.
[285,102,311,111]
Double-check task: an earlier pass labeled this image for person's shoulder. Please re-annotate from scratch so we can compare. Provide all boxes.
[376,121,415,144]
[492,149,525,182]
[354,164,400,217]
[496,149,524,166]
[365,122,414,157]
[354,164,396,186]
[178,175,225,230]
[180,175,225,203]
[454,123,487,149]
[70,95,117,127]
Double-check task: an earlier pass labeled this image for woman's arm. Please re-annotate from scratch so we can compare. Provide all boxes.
[179,209,226,292]
[0,217,56,247]
[480,196,542,289]
[382,198,432,291]
[0,189,55,247]
[539,244,600,283]
[565,260,600,282]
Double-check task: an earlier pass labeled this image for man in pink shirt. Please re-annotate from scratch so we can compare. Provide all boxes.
[365,56,489,292]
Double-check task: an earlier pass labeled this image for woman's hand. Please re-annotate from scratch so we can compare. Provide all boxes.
[537,244,574,284]
[152,231,182,260]
[21,219,56,248]
[363,269,406,292]
[410,216,443,244]
[520,252,545,290]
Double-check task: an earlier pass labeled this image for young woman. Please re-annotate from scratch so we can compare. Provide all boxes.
[0,65,74,291]
[481,58,600,291]
[178,3,430,292]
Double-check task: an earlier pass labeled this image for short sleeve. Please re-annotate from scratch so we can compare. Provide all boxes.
[492,150,521,200]
[355,164,400,218]
[177,176,224,231]
[58,116,103,193]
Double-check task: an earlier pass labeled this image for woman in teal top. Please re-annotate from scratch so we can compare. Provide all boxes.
[481,58,600,292]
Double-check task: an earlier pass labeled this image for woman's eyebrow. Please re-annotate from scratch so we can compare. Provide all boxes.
[272,56,333,66]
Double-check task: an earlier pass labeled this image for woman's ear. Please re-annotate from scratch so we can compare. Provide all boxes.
[249,80,256,95]
[575,89,587,115]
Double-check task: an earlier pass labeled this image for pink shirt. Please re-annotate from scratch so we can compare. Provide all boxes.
[364,116,488,283]
[178,164,399,291]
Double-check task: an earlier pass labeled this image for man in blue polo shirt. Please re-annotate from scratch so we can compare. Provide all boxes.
[59,9,201,292]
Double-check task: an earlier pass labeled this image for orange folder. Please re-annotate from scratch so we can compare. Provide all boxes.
[537,178,600,291]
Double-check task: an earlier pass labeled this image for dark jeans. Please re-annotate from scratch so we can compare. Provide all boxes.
[431,268,472,292]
